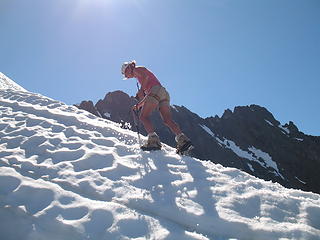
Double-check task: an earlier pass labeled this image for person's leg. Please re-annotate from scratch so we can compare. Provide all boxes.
[139,97,162,149]
[159,105,182,135]
[140,100,158,134]
[159,104,191,151]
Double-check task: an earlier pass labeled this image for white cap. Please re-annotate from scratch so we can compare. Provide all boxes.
[121,60,136,80]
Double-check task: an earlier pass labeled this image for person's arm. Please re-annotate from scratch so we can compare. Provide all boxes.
[135,88,145,101]
[133,93,147,110]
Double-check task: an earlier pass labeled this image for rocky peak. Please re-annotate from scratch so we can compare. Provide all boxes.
[233,105,279,125]
[75,100,101,117]
[222,109,233,119]
[103,90,132,105]
[284,121,299,134]
[95,91,136,122]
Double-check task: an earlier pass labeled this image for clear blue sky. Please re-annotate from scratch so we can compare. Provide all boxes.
[1,0,319,135]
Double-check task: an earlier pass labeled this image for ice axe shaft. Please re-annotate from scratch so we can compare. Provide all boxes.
[132,108,142,147]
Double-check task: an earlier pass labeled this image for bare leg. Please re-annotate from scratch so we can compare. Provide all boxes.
[159,105,182,136]
[140,101,158,134]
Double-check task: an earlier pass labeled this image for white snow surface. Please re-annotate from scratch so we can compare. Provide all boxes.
[279,125,290,135]
[0,72,26,92]
[1,75,320,240]
[104,112,111,118]
[265,119,274,127]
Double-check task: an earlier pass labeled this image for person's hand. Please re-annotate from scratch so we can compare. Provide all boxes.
[135,89,145,101]
[132,103,142,111]
[132,104,138,111]
[132,101,144,111]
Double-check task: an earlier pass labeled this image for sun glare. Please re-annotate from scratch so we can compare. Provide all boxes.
[76,0,113,11]
[70,0,115,19]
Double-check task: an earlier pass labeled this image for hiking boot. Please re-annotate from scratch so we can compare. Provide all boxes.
[141,132,162,151]
[175,133,192,154]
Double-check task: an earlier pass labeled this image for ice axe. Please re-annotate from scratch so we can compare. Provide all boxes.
[132,108,142,147]
[131,80,144,147]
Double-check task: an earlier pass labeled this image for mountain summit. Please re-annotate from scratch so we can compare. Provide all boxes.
[1,73,320,239]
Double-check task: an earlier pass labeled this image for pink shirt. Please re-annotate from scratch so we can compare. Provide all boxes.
[138,71,161,94]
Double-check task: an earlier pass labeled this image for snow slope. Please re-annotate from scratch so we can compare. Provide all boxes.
[0,72,26,92]
[0,73,320,240]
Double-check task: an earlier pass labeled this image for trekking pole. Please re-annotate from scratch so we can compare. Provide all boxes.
[132,108,142,147]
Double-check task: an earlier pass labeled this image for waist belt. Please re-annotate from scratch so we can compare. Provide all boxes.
[148,93,168,103]
[148,93,160,102]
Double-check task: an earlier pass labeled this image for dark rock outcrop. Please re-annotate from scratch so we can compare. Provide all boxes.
[75,100,101,117]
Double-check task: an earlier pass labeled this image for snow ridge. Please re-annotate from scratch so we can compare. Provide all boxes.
[0,72,26,92]
[1,75,320,240]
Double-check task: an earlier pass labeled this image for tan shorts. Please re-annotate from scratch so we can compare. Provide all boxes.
[145,85,170,108]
